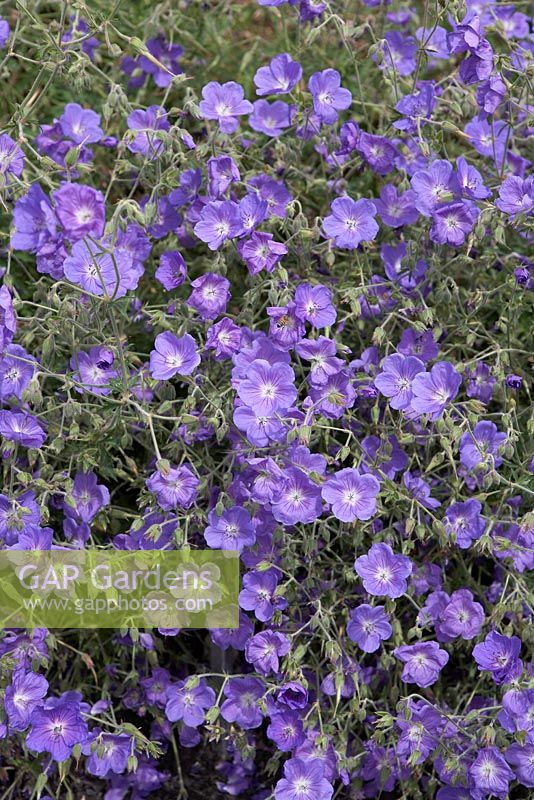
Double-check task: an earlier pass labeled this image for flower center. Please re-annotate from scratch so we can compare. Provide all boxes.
[294,778,310,795]
[75,207,94,224]
[261,383,276,398]
[215,103,231,117]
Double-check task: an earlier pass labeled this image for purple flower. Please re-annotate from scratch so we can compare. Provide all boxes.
[347,604,392,652]
[210,611,254,653]
[0,18,10,48]
[127,106,169,157]
[0,489,40,544]
[71,346,117,396]
[267,303,305,350]
[34,121,74,168]
[374,184,419,228]
[379,31,417,76]
[11,184,56,253]
[468,747,515,800]
[357,133,398,176]
[309,371,356,418]
[272,468,323,525]
[82,731,133,777]
[199,81,253,133]
[140,35,183,88]
[53,182,105,241]
[193,200,242,250]
[220,676,265,729]
[0,410,46,448]
[165,678,215,727]
[188,273,231,320]
[499,688,534,743]
[114,222,150,273]
[122,35,182,89]
[403,471,441,510]
[248,174,292,217]
[294,734,338,782]
[505,373,523,390]
[239,568,287,621]
[394,641,449,687]
[144,195,181,239]
[294,283,336,328]
[274,757,333,800]
[430,201,479,246]
[238,232,287,275]
[397,328,439,362]
[207,155,240,198]
[394,82,436,133]
[63,239,133,298]
[410,160,460,217]
[308,69,352,124]
[277,682,308,710]
[169,168,201,207]
[245,630,291,676]
[204,506,256,551]
[267,708,305,752]
[380,242,427,293]
[447,13,485,55]
[140,667,171,708]
[0,344,35,400]
[465,361,495,404]
[495,6,530,38]
[206,318,242,359]
[477,76,506,114]
[456,156,491,200]
[68,471,110,523]
[238,193,269,233]
[233,405,284,446]
[465,116,509,169]
[459,421,506,471]
[514,264,533,288]
[322,469,380,522]
[26,702,89,762]
[506,743,534,789]
[473,632,523,684]
[295,337,344,386]
[444,499,486,548]
[374,354,425,410]
[254,53,302,96]
[396,700,444,765]
[155,251,187,291]
[495,175,534,219]
[4,669,48,731]
[354,543,412,598]
[438,589,485,641]
[459,49,494,85]
[360,435,408,480]
[248,458,285,503]
[0,133,24,182]
[237,359,296,415]
[249,100,295,137]
[149,332,201,380]
[410,361,462,419]
[322,197,379,249]
[447,16,494,85]
[0,285,16,353]
[146,464,199,511]
[59,103,103,144]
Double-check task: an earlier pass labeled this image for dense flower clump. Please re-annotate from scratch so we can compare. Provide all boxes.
[0,1,532,798]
